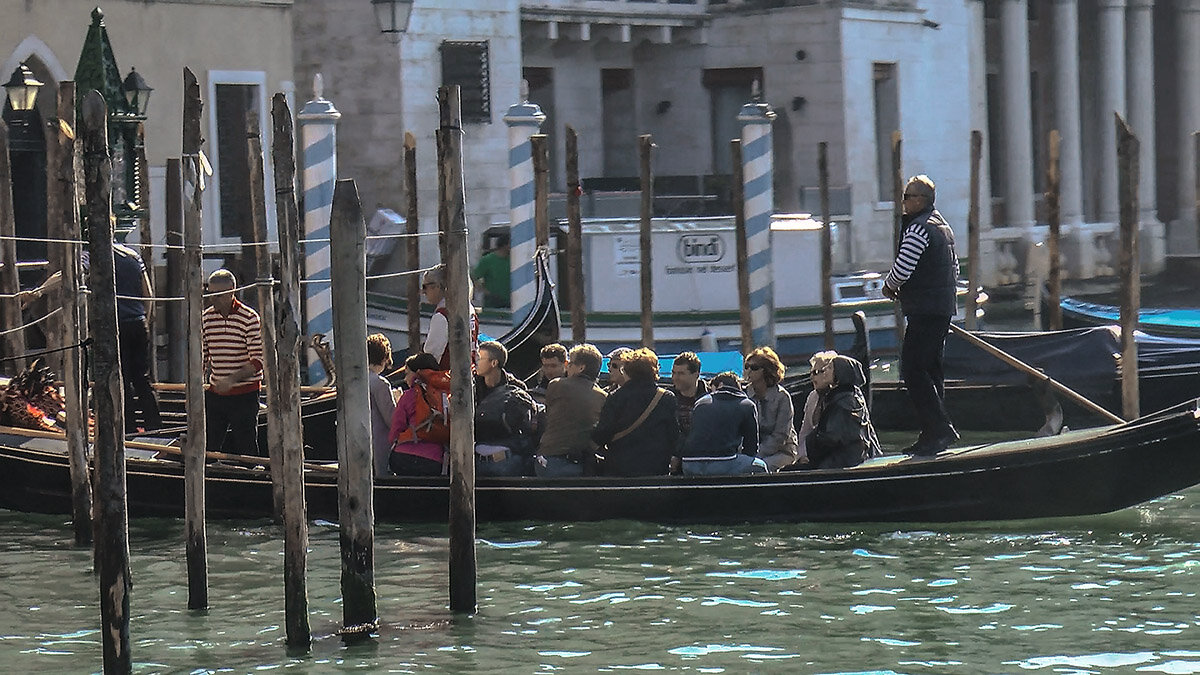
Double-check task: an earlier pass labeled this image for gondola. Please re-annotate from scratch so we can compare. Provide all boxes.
[2,399,1199,524]
[1058,296,1200,339]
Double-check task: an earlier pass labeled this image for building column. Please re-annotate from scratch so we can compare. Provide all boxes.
[1177,0,1200,249]
[298,74,340,385]
[1096,0,1128,224]
[998,0,1035,229]
[1052,0,1093,276]
[1127,0,1164,271]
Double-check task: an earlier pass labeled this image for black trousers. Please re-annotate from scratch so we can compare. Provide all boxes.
[900,313,953,439]
[205,390,260,456]
[118,317,162,433]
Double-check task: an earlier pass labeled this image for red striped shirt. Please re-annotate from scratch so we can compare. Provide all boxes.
[202,299,264,395]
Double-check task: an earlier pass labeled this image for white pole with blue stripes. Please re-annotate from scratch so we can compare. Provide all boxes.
[738,88,777,349]
[503,81,546,328]
[298,74,341,384]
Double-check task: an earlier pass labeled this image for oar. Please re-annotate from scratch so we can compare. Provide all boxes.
[947,324,1124,425]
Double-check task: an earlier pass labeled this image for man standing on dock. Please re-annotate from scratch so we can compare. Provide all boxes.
[882,175,959,456]
[202,269,264,456]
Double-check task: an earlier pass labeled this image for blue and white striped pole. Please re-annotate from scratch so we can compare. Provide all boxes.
[503,81,546,327]
[738,89,777,349]
[298,74,341,384]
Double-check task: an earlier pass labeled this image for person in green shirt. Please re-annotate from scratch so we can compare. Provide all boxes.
[472,233,511,308]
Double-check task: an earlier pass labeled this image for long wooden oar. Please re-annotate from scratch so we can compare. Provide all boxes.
[948,324,1124,425]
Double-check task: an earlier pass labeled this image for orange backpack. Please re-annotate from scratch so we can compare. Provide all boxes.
[404,368,451,445]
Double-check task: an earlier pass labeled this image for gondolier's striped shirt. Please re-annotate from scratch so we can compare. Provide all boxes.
[202,298,264,395]
[884,223,930,291]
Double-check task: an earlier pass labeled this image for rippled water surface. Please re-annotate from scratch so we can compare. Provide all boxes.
[2,489,1199,673]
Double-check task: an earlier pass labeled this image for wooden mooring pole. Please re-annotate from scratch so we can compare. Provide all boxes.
[329,179,377,636]
[181,67,209,611]
[1116,113,1140,421]
[136,123,157,381]
[731,139,752,354]
[82,89,132,675]
[403,132,421,354]
[438,85,478,614]
[967,130,983,330]
[48,81,92,546]
[246,114,284,521]
[565,125,585,343]
[165,158,185,382]
[890,131,904,351]
[271,93,312,648]
[0,124,26,376]
[818,142,834,350]
[532,134,550,249]
[638,134,654,349]
[1046,130,1064,331]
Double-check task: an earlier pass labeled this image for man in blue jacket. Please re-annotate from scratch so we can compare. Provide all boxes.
[678,371,766,475]
[882,174,959,456]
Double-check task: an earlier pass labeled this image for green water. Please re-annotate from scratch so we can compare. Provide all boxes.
[2,490,1199,674]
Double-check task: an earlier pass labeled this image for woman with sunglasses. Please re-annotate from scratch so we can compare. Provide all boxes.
[804,353,882,469]
[743,346,799,471]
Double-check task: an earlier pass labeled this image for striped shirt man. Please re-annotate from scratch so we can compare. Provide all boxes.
[202,298,264,396]
[884,222,930,293]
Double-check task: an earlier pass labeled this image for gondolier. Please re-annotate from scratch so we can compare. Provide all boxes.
[421,264,479,370]
[202,269,264,456]
[883,174,960,456]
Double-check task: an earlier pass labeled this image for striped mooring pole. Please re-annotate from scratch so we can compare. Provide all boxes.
[298,74,341,383]
[738,87,777,349]
[503,81,546,328]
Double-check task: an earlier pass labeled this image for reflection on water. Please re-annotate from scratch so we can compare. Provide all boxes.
[1,489,1198,673]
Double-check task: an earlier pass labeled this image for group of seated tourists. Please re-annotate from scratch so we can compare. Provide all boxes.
[365,332,882,479]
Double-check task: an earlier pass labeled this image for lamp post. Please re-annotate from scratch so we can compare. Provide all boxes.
[371,0,415,42]
[113,66,152,232]
[3,63,47,263]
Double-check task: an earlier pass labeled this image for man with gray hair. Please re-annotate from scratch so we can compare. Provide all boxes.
[202,269,264,456]
[882,174,959,456]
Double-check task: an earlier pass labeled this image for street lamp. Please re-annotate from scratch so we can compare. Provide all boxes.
[371,0,415,43]
[122,67,152,118]
[3,64,43,112]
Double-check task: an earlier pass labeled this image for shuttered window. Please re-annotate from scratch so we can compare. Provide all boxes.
[440,41,491,124]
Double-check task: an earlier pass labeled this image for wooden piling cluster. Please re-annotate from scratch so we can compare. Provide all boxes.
[404,132,421,352]
[638,134,655,349]
[1115,113,1141,421]
[818,142,834,350]
[966,130,983,331]
[565,126,586,343]
[1045,130,1063,331]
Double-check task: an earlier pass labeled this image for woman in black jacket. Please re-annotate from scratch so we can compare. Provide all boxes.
[591,347,677,476]
[806,354,883,469]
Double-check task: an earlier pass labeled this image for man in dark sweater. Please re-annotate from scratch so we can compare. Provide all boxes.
[882,174,960,456]
[677,372,765,475]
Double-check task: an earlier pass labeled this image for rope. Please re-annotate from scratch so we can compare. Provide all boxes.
[0,337,92,364]
[0,307,62,337]
[0,235,86,245]
[365,264,440,282]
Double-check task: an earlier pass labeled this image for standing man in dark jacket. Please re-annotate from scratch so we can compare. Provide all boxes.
[882,174,959,456]
[678,372,764,475]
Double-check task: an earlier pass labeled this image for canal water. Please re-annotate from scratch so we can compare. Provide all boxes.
[2,484,1198,674]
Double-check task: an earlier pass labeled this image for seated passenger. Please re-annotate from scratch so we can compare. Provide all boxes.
[528,343,567,404]
[744,346,800,471]
[388,352,448,477]
[535,343,607,477]
[475,340,539,478]
[794,351,840,468]
[591,347,678,477]
[604,347,633,392]
[678,371,766,476]
[670,351,709,442]
[368,333,398,477]
[805,353,883,469]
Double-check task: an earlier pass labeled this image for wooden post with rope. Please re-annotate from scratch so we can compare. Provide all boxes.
[818,141,834,350]
[639,134,654,349]
[404,132,421,354]
[967,130,983,330]
[0,125,26,376]
[532,134,550,249]
[246,112,284,521]
[165,158,185,382]
[181,67,209,611]
[329,179,377,638]
[82,89,133,675]
[47,81,92,546]
[731,139,752,354]
[136,122,157,381]
[566,125,586,343]
[891,131,904,351]
[1046,130,1063,331]
[438,85,478,614]
[1116,113,1140,421]
[271,93,312,649]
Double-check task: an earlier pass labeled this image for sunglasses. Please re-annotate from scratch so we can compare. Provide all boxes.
[903,193,921,200]
[813,365,831,375]
[422,282,439,289]
[746,363,764,372]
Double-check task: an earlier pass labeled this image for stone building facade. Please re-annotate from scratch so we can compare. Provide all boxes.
[294,0,1198,290]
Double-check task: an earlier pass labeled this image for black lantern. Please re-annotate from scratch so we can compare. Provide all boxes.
[372,0,415,42]
[3,64,43,112]
[122,67,153,117]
